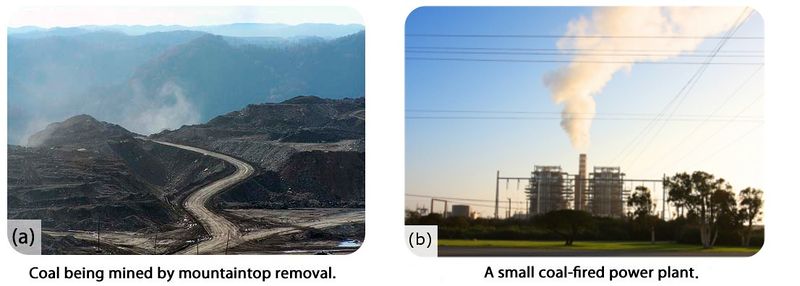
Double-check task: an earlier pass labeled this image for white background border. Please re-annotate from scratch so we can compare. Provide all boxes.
[2,0,797,285]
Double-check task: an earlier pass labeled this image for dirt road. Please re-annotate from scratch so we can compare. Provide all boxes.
[146,139,255,254]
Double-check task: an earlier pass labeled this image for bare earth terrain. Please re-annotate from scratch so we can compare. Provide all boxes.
[146,138,255,254]
[10,97,365,254]
[43,138,362,254]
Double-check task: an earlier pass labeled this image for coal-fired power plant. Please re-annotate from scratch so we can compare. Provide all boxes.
[492,153,647,219]
[516,154,627,218]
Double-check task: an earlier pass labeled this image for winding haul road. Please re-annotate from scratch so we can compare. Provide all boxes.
[145,139,255,254]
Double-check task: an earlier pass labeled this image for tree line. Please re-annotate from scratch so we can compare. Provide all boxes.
[660,171,763,248]
[406,170,763,248]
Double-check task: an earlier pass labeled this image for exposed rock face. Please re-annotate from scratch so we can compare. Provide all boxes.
[218,151,365,209]
[9,93,366,229]
[279,151,365,203]
[7,145,172,231]
[7,115,233,232]
[27,114,135,150]
[154,96,365,207]
[154,96,365,147]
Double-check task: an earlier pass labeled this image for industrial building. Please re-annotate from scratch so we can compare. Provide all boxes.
[451,205,471,218]
[525,165,573,215]
[511,154,628,218]
[588,166,626,218]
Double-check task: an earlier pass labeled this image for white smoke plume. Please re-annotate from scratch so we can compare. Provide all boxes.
[543,7,748,151]
[121,81,201,135]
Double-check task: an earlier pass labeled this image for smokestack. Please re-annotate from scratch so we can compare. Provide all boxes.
[575,153,587,210]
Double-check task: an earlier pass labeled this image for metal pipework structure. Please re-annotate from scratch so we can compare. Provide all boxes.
[588,166,626,218]
[495,170,499,219]
[526,165,573,215]
[496,173,668,219]
[430,198,448,218]
[495,171,530,219]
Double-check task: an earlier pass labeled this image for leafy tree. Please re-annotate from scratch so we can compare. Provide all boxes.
[737,188,764,246]
[709,187,737,247]
[665,171,735,248]
[627,186,658,244]
[536,209,593,246]
[405,209,421,224]
[444,216,470,228]
[664,172,691,218]
[419,213,443,225]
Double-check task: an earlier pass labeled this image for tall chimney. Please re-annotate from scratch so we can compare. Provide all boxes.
[579,153,587,179]
[575,153,587,210]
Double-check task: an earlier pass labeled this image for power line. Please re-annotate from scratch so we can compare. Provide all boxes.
[693,122,763,166]
[406,33,763,39]
[611,9,755,167]
[642,64,763,174]
[406,194,527,205]
[664,93,763,170]
[405,46,764,54]
[406,194,526,210]
[406,108,762,119]
[406,57,762,65]
[406,116,761,122]
[625,8,753,168]
[405,50,763,58]
[406,193,498,203]
[611,96,684,166]
[618,8,753,169]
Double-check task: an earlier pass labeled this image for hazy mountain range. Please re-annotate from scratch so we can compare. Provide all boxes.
[8,24,365,145]
[8,23,364,39]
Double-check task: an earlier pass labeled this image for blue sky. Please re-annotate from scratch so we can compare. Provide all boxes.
[405,7,764,217]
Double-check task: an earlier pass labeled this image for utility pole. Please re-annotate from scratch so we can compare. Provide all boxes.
[495,170,500,219]
[507,198,512,219]
[225,231,230,255]
[431,198,448,217]
[525,198,529,218]
[95,219,100,254]
[662,173,666,220]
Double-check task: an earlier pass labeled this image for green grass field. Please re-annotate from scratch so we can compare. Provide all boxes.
[439,239,760,254]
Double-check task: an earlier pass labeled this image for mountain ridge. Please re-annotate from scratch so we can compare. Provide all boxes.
[8,29,364,144]
[9,23,365,39]
[27,114,137,149]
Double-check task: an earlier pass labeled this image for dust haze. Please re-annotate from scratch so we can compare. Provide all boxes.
[120,81,201,135]
[17,81,200,146]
